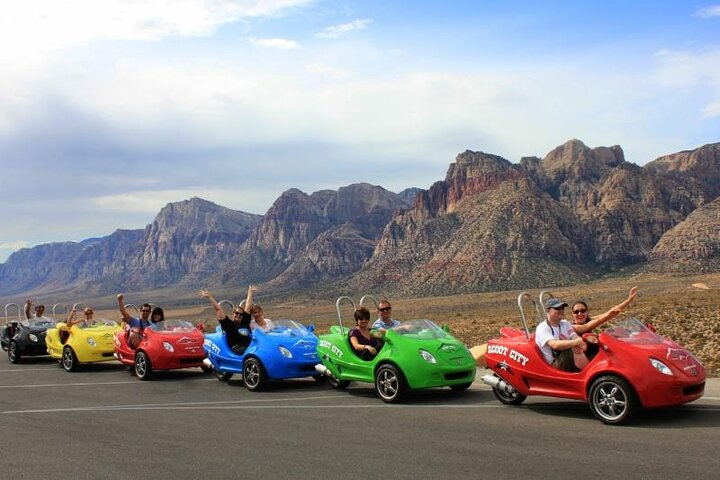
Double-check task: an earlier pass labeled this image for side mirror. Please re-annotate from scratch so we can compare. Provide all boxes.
[442,324,450,333]
[197,323,205,332]
[307,324,315,333]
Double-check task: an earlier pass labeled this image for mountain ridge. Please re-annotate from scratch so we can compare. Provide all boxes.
[1,139,719,300]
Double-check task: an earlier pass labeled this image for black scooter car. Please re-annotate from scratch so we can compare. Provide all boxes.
[1,303,57,363]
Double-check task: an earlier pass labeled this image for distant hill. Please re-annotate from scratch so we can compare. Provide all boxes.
[1,140,719,300]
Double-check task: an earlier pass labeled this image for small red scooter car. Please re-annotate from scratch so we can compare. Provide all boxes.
[481,292,706,425]
[115,318,207,380]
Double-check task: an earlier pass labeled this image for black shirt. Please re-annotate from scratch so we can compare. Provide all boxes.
[218,313,251,350]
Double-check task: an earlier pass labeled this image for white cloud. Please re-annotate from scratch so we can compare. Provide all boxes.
[316,18,372,39]
[0,241,28,250]
[250,37,300,49]
[696,5,720,17]
[90,189,276,216]
[702,101,720,118]
[306,62,354,80]
[0,0,313,62]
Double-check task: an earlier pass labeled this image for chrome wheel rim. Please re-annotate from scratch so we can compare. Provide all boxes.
[135,354,147,377]
[377,369,398,400]
[244,362,260,388]
[62,349,73,370]
[592,381,627,422]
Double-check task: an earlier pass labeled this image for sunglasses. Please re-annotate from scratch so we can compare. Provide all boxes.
[378,307,391,312]
[573,309,588,314]
[550,306,565,311]
[233,311,243,315]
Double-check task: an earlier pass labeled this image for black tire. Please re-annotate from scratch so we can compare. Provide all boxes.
[588,375,638,425]
[312,374,326,383]
[491,375,527,405]
[326,374,350,390]
[62,346,78,372]
[449,382,472,391]
[134,351,153,380]
[375,364,407,403]
[215,370,233,382]
[200,363,213,374]
[243,357,267,391]
[8,342,21,364]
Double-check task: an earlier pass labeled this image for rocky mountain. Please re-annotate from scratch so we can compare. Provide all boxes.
[219,183,413,291]
[645,143,720,204]
[0,198,261,297]
[648,197,720,273]
[131,197,262,287]
[1,140,719,300]
[350,140,717,296]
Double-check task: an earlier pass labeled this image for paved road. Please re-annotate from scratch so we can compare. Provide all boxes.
[1,357,719,480]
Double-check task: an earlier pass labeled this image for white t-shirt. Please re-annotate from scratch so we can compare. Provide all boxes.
[535,319,576,364]
[250,318,275,332]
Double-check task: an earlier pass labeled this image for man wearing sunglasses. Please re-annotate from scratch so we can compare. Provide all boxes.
[371,300,401,331]
[200,286,254,355]
[117,293,153,349]
[535,298,587,372]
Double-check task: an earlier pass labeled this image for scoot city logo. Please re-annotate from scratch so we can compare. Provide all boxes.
[487,344,530,366]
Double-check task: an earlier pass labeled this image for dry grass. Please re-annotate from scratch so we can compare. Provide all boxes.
[85,273,720,376]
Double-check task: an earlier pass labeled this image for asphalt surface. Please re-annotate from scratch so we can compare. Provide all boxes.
[1,356,719,480]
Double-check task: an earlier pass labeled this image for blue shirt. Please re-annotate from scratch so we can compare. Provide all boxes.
[371,318,401,330]
[127,317,150,330]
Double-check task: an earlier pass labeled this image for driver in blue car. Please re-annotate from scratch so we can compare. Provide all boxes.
[200,286,253,355]
[535,298,588,372]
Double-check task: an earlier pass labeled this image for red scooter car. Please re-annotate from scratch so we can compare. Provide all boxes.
[481,292,706,425]
[114,318,207,380]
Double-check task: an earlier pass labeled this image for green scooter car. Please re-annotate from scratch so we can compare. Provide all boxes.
[316,296,476,403]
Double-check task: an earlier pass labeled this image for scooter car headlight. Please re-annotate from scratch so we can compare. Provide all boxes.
[419,349,437,364]
[649,357,673,376]
[163,341,174,352]
[87,338,97,347]
[29,334,38,342]
[279,346,293,358]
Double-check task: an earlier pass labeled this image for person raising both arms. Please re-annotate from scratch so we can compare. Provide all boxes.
[200,285,254,355]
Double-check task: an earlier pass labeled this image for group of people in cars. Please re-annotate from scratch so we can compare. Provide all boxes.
[20,284,639,368]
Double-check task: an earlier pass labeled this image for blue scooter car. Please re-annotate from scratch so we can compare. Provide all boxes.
[203,318,321,391]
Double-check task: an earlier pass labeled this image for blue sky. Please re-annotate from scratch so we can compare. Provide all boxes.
[1,0,719,262]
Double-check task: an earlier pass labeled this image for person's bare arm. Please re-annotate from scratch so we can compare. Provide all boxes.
[116,294,132,322]
[547,336,584,352]
[200,289,226,321]
[243,285,258,314]
[575,287,638,333]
